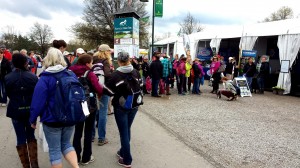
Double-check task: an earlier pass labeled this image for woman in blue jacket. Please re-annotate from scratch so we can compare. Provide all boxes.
[30,47,79,168]
[5,53,39,168]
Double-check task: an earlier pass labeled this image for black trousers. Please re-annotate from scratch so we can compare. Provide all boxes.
[212,72,221,91]
[73,111,96,162]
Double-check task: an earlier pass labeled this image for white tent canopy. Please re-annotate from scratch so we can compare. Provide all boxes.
[277,34,300,94]
[154,18,300,94]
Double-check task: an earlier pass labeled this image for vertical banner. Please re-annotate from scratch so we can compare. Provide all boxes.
[155,0,163,17]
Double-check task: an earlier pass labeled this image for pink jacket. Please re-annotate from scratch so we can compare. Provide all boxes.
[210,61,220,74]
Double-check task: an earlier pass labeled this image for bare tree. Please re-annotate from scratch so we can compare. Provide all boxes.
[263,6,294,22]
[71,0,149,48]
[179,12,204,35]
[29,22,53,56]
[0,25,17,49]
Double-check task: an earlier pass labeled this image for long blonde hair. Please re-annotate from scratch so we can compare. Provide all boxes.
[97,51,112,65]
[43,47,67,69]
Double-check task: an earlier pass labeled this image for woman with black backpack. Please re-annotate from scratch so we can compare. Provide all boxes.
[69,54,103,165]
[105,52,143,168]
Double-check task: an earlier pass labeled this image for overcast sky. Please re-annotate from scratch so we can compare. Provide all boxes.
[0,0,299,43]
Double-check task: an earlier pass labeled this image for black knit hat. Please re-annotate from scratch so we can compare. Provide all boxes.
[12,53,28,70]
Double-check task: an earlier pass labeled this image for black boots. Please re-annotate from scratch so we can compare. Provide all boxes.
[16,140,39,168]
[28,139,39,168]
[16,144,30,168]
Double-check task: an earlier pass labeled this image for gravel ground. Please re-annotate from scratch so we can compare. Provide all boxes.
[140,83,300,168]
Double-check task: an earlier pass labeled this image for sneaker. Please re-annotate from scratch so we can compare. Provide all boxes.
[116,150,123,159]
[118,158,131,168]
[80,156,95,165]
[1,103,6,107]
[98,139,108,146]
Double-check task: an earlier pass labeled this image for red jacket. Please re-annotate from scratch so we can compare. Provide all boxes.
[30,56,38,73]
[69,65,103,97]
[3,50,12,61]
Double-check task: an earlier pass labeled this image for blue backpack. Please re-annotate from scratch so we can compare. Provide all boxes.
[52,70,87,126]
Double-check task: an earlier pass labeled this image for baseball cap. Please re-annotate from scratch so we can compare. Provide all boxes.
[76,48,85,54]
[98,44,111,52]
[63,51,70,56]
[117,52,130,63]
[229,57,234,60]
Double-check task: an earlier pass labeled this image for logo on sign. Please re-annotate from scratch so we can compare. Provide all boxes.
[199,49,211,56]
[120,20,127,26]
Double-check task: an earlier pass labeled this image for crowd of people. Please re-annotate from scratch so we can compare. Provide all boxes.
[2,40,142,168]
[136,51,269,100]
[1,39,270,168]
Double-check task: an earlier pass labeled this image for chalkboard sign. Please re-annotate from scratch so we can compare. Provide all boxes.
[233,77,252,97]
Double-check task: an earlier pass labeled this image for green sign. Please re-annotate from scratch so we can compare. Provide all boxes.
[155,0,163,17]
[114,18,134,32]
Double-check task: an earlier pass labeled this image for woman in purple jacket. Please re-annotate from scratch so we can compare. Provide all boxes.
[30,47,80,168]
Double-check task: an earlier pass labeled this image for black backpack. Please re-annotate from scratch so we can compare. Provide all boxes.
[116,70,143,110]
[78,70,98,114]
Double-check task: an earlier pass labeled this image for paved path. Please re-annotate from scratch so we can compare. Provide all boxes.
[0,106,213,168]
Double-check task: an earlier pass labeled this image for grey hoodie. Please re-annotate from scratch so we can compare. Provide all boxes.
[116,64,134,74]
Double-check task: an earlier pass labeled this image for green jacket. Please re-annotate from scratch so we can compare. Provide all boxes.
[185,62,192,77]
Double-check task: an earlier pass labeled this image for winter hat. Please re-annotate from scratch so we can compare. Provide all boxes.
[117,52,129,63]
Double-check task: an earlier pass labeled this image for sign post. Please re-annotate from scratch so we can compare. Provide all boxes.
[113,7,140,59]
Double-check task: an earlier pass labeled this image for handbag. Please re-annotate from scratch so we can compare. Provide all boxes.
[159,80,165,94]
[145,77,152,92]
[38,123,49,152]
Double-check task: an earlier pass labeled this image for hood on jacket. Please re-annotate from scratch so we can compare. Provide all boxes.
[69,65,90,77]
[116,64,133,73]
[44,65,66,73]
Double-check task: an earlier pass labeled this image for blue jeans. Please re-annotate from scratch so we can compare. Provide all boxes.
[245,77,253,91]
[73,112,96,162]
[0,80,7,103]
[114,106,138,165]
[257,77,265,90]
[43,124,75,165]
[151,79,160,96]
[12,119,35,145]
[192,77,200,94]
[98,94,109,141]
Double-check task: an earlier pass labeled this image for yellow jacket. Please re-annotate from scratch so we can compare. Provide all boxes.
[185,62,192,77]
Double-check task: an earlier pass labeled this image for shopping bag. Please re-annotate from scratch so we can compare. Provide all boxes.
[159,80,165,94]
[208,78,213,87]
[37,62,42,68]
[38,123,49,152]
[145,77,152,92]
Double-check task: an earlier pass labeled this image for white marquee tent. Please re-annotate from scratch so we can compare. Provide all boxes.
[154,18,300,94]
